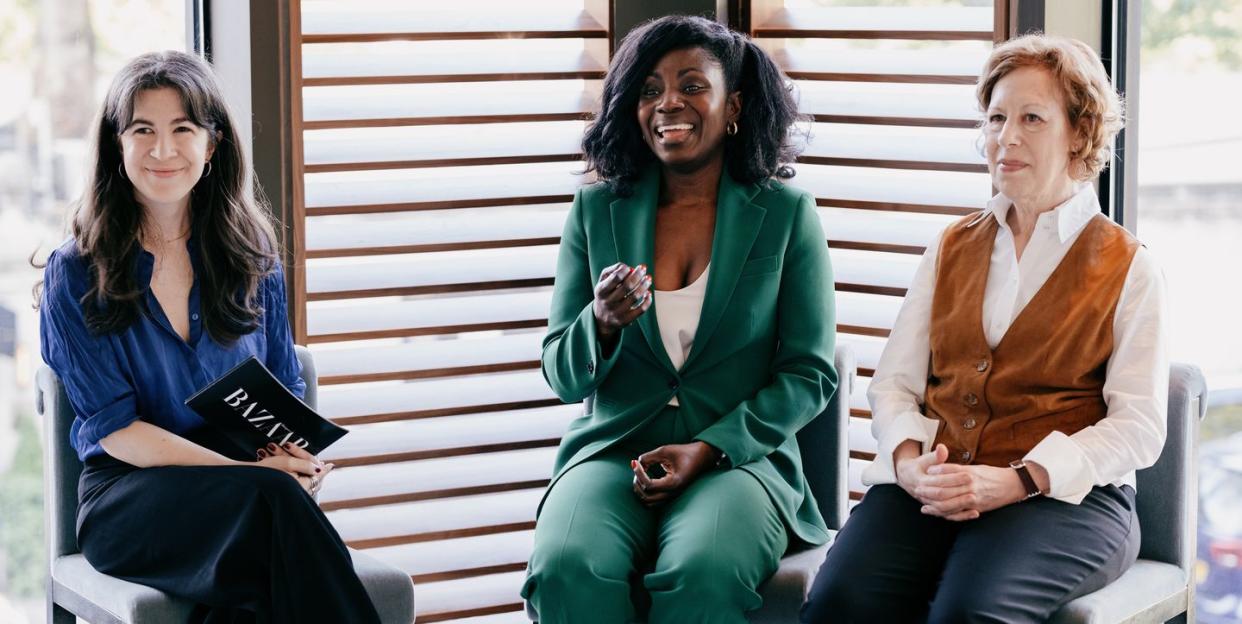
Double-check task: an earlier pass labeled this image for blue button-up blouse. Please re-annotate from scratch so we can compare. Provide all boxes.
[39,238,306,461]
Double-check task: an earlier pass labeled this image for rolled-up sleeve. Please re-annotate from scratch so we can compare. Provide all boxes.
[39,250,141,451]
[262,263,306,400]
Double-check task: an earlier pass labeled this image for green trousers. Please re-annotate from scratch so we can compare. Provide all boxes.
[522,406,788,624]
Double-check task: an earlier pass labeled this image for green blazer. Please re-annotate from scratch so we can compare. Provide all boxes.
[540,166,838,546]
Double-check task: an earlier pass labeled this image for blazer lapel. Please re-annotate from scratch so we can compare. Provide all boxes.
[610,169,677,374]
[680,172,766,371]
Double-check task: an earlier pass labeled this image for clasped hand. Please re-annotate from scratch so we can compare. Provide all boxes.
[895,443,1026,521]
[630,441,718,507]
[255,442,334,495]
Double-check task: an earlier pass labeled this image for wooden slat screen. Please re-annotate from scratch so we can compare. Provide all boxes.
[289,1,610,621]
[747,0,1007,502]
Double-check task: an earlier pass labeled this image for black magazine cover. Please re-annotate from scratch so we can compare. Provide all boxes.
[185,356,347,455]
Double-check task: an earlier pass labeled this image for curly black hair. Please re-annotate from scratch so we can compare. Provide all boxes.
[583,15,803,197]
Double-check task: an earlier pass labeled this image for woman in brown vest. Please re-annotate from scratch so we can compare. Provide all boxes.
[802,35,1168,623]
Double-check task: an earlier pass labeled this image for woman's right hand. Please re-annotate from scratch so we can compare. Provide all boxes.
[593,263,653,340]
[895,442,980,521]
[255,442,332,495]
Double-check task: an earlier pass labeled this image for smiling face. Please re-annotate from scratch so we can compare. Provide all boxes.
[118,87,215,211]
[983,66,1078,207]
[637,46,740,174]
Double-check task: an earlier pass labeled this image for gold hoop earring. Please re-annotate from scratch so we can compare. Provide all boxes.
[726,121,739,136]
[201,162,213,178]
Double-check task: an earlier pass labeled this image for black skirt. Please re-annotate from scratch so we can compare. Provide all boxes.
[77,426,382,624]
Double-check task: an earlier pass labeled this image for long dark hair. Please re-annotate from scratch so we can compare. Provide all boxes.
[40,51,279,344]
[582,15,803,197]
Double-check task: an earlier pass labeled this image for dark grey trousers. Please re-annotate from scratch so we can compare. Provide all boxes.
[801,483,1139,624]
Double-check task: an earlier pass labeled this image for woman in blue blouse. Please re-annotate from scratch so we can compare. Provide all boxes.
[38,51,381,622]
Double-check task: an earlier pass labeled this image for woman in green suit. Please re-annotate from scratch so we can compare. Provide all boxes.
[521,16,838,623]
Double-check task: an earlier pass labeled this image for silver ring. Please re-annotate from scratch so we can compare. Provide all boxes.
[628,292,645,309]
[309,476,321,493]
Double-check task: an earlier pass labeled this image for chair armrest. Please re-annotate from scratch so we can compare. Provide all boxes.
[1135,362,1207,572]
[39,366,82,560]
[796,344,856,531]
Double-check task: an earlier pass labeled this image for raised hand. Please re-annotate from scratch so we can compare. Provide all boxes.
[593,263,653,341]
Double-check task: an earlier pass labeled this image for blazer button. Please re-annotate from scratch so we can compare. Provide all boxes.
[963,417,977,430]
[586,360,595,375]
[976,360,989,373]
[668,379,679,391]
[964,393,979,407]
[959,450,972,462]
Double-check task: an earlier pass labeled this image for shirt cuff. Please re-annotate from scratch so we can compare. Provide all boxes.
[861,411,940,485]
[77,394,141,449]
[1024,431,1093,505]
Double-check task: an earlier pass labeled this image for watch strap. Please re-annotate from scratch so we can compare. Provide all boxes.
[1009,460,1042,500]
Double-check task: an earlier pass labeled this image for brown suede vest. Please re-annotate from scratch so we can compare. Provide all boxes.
[925,212,1140,467]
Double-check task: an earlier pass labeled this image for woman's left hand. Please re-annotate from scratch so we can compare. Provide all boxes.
[916,462,1027,520]
[631,442,719,507]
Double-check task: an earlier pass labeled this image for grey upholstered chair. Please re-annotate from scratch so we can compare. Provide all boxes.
[38,345,416,624]
[1050,362,1208,624]
[526,344,856,623]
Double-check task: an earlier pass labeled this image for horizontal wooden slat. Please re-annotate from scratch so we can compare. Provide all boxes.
[836,291,903,336]
[301,8,607,42]
[799,122,986,173]
[306,205,567,258]
[849,415,879,456]
[414,571,526,623]
[302,43,605,86]
[836,333,886,373]
[818,206,953,255]
[795,80,979,128]
[303,121,585,172]
[849,457,868,492]
[832,248,919,293]
[319,369,556,423]
[306,290,552,343]
[323,404,574,464]
[302,81,598,129]
[329,488,543,547]
[304,162,585,214]
[320,446,556,510]
[791,164,989,215]
[754,7,992,40]
[307,246,559,300]
[851,375,872,418]
[313,332,544,384]
[367,530,534,581]
[309,244,917,302]
[774,48,981,85]
[450,612,531,624]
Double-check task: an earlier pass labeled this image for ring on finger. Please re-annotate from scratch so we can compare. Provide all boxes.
[628,292,646,309]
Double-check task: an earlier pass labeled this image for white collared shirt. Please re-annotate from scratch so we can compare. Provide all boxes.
[859,185,1169,504]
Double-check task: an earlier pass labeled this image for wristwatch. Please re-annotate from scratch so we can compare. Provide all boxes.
[1009,460,1043,500]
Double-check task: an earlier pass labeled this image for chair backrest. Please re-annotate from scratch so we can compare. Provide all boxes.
[1135,362,1207,572]
[796,344,856,531]
[37,346,318,560]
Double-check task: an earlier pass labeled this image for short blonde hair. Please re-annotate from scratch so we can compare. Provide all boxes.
[977,34,1124,180]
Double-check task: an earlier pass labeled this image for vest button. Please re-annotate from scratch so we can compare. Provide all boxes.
[965,393,979,406]
[976,360,989,372]
[963,417,977,430]
[960,451,972,462]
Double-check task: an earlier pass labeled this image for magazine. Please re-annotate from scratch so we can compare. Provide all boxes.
[185,356,347,455]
